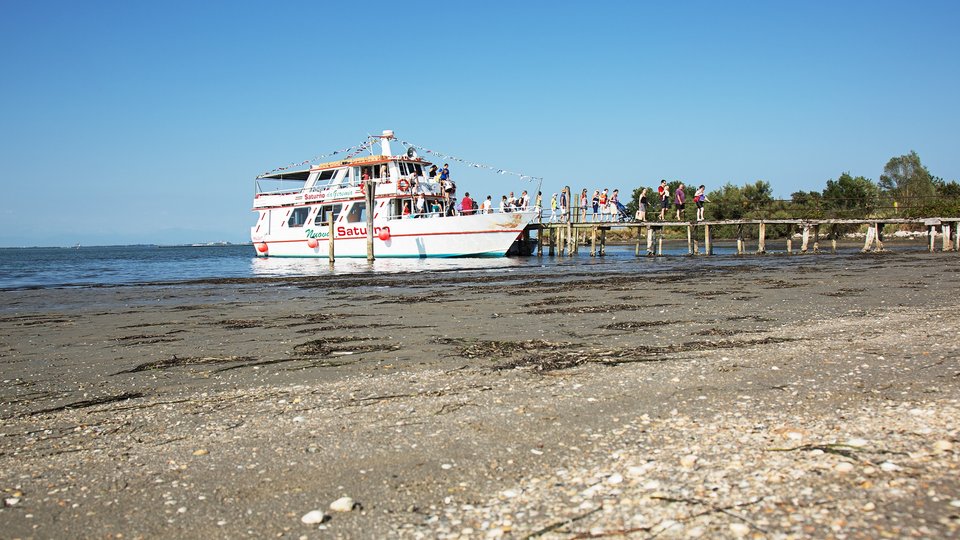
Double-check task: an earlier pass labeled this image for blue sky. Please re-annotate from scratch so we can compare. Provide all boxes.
[1,0,958,246]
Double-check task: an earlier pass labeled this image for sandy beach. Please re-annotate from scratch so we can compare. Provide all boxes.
[1,251,958,539]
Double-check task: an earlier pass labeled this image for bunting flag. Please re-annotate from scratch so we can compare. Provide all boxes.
[399,139,542,182]
[258,137,374,177]
[258,136,543,183]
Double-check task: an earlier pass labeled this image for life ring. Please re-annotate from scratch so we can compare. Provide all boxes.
[397,179,410,192]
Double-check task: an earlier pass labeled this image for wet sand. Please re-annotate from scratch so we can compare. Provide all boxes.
[1,252,959,538]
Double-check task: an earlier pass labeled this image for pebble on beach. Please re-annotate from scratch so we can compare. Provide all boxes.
[301,510,329,524]
[329,496,355,513]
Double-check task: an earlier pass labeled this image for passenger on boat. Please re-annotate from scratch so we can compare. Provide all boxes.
[402,202,411,218]
[535,192,542,211]
[430,200,442,217]
[500,195,510,213]
[446,197,457,217]
[520,190,530,210]
[428,164,438,179]
[414,193,426,218]
[440,163,450,183]
[461,193,474,215]
[481,196,493,214]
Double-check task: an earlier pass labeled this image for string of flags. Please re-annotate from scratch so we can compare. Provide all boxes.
[258,137,374,177]
[258,135,542,183]
[400,139,542,182]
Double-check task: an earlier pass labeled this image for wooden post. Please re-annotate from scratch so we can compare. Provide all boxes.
[686,225,693,255]
[590,227,597,257]
[801,225,810,253]
[757,222,766,254]
[537,226,543,256]
[635,226,641,256]
[813,225,820,254]
[874,222,883,251]
[548,226,555,256]
[862,224,875,252]
[704,224,712,256]
[567,221,574,256]
[955,221,960,252]
[692,224,699,255]
[786,225,793,254]
[657,227,663,256]
[558,224,566,256]
[599,228,606,256]
[646,226,654,256]
[831,225,837,253]
[328,218,335,262]
[736,225,744,255]
[365,180,376,261]
[942,224,952,252]
[929,225,936,253]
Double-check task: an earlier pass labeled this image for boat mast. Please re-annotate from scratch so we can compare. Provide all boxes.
[379,130,401,181]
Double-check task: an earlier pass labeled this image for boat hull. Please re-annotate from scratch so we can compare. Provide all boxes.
[252,211,537,258]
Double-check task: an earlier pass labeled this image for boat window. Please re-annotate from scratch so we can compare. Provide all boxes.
[317,170,336,182]
[313,204,343,225]
[398,162,407,175]
[360,165,382,180]
[287,207,310,228]
[345,202,367,223]
[413,163,423,176]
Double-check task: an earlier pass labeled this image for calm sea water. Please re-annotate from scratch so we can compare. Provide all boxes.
[0,240,931,290]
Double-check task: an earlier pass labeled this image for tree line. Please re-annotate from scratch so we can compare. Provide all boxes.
[624,151,960,226]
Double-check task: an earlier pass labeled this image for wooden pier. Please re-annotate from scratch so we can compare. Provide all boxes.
[529,217,960,257]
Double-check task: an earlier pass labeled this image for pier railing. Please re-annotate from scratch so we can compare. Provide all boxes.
[530,217,960,257]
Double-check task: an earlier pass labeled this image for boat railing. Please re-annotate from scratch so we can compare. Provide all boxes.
[385,206,541,220]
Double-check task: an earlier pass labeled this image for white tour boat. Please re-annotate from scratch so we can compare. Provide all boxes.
[251,131,539,258]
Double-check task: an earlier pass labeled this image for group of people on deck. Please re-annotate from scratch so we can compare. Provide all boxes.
[399,164,545,218]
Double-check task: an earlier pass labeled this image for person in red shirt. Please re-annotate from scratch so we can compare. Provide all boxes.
[460,192,474,215]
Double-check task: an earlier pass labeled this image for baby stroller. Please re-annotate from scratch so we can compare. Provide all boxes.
[614,200,630,222]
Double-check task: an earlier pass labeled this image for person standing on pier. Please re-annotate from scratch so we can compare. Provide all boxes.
[559,189,568,222]
[610,189,621,221]
[637,188,648,221]
[659,180,670,220]
[694,185,710,221]
[592,190,600,222]
[549,193,558,221]
[579,189,588,222]
[675,183,686,221]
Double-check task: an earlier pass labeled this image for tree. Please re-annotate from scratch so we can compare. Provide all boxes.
[878,151,936,213]
[741,180,774,217]
[789,190,824,218]
[707,183,745,221]
[822,172,879,217]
